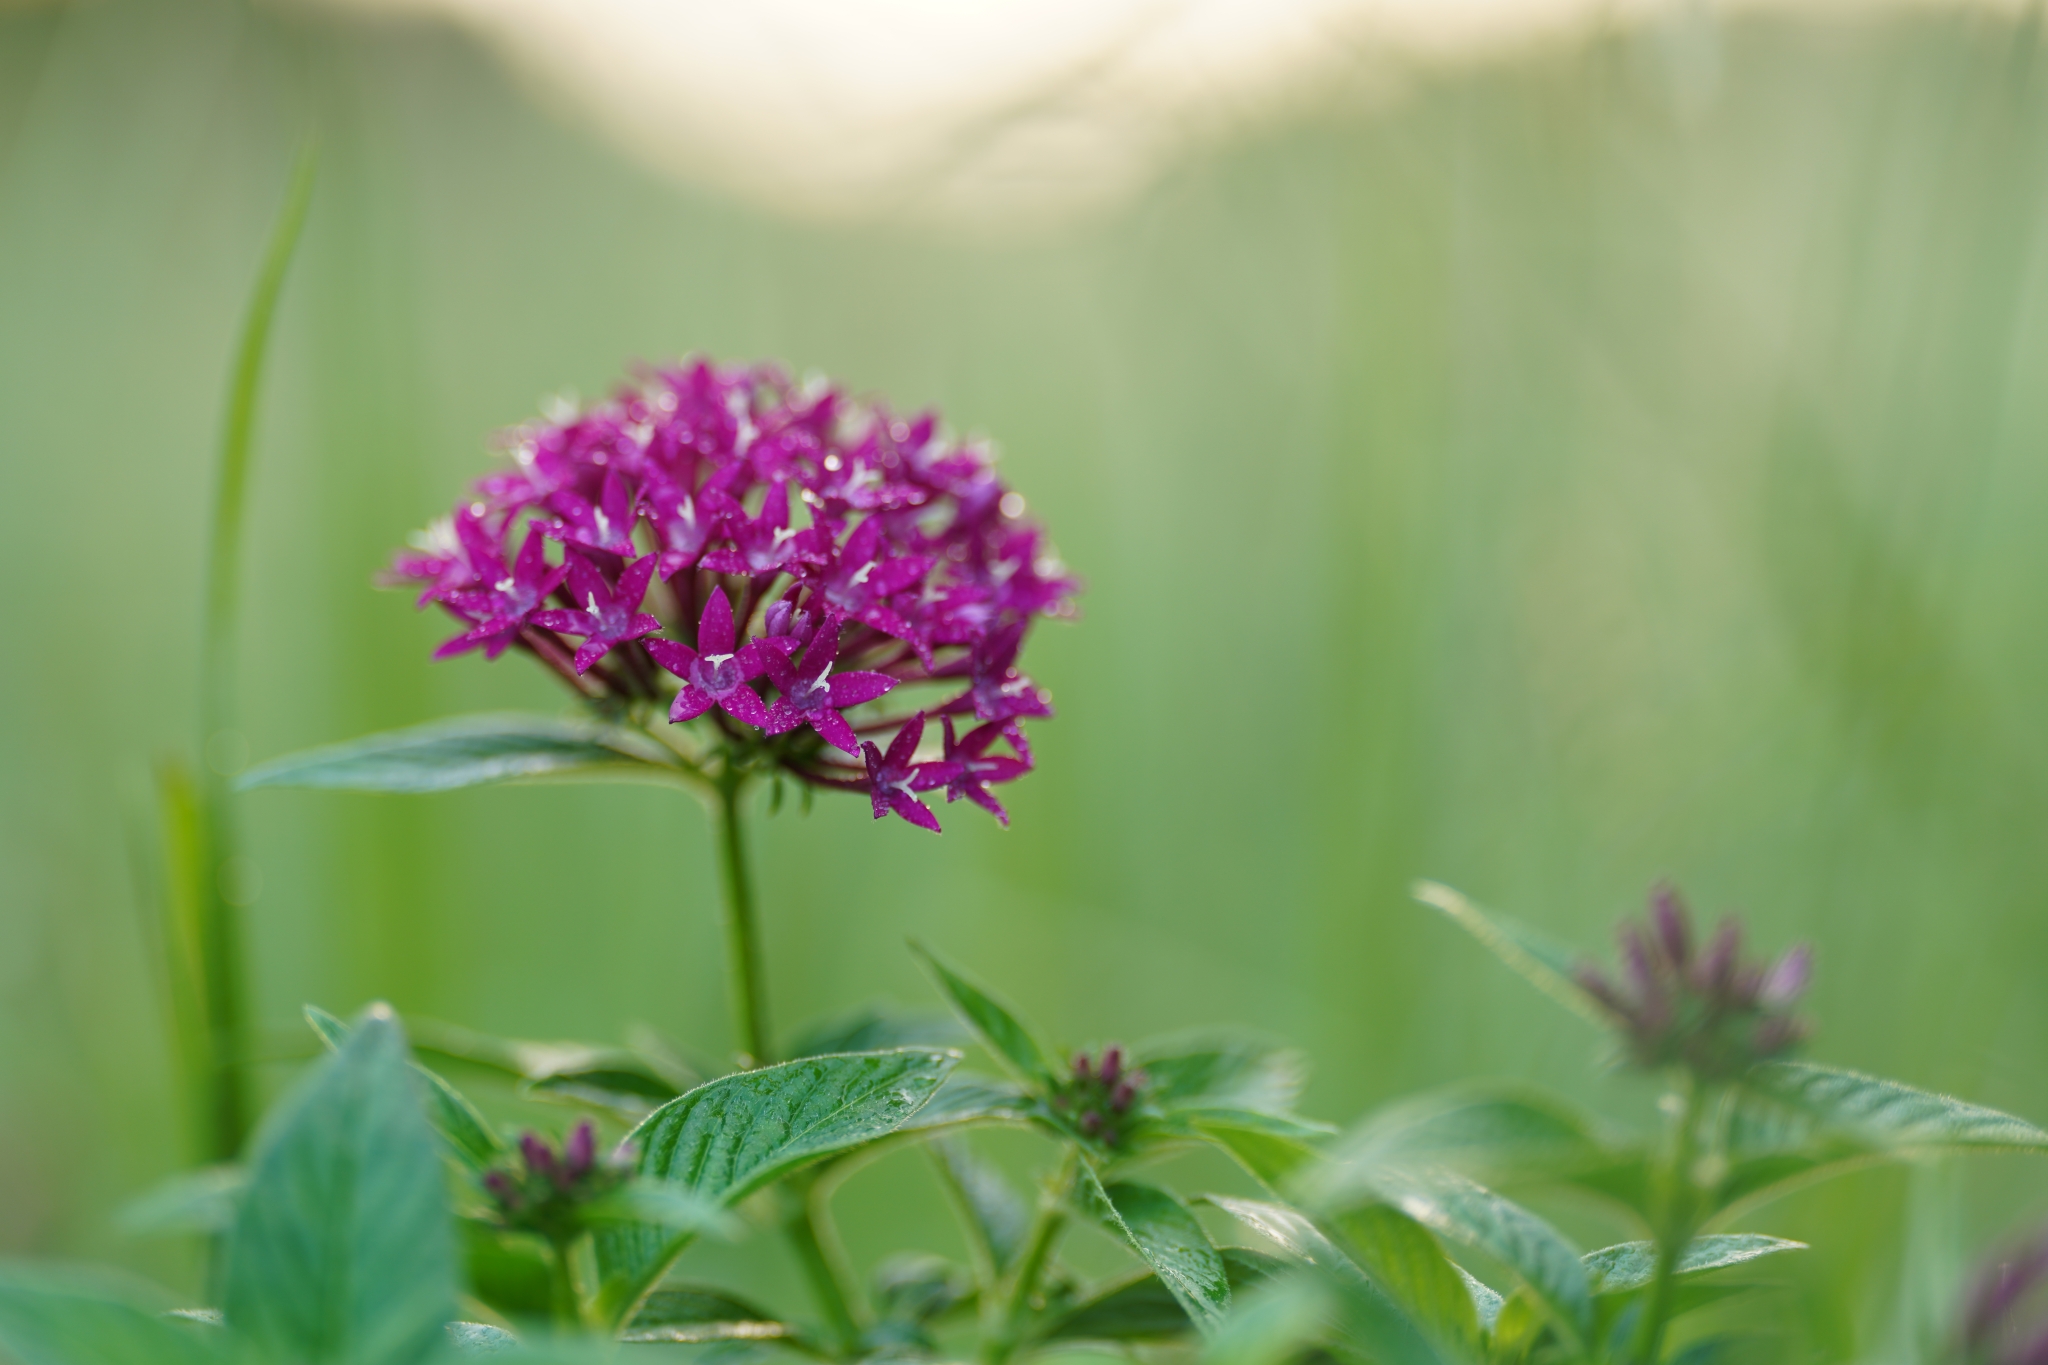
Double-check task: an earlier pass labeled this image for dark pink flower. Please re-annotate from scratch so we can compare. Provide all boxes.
[761,622,896,755]
[645,588,771,727]
[863,713,941,832]
[914,718,1029,826]
[531,552,664,674]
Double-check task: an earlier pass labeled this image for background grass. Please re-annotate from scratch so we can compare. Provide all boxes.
[4,0,2048,1356]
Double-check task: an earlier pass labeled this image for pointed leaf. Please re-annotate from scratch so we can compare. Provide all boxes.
[1411,881,1607,1025]
[1199,1272,1334,1365]
[1326,1205,1480,1361]
[223,1005,457,1365]
[1046,1249,1285,1344]
[1342,1086,1625,1186]
[0,1271,224,1365]
[240,714,683,794]
[1189,1117,1324,1190]
[594,1048,958,1325]
[910,942,1056,1087]
[1136,1031,1308,1114]
[1743,1062,2048,1154]
[1354,1167,1591,1350]
[1582,1236,1807,1295]
[622,1287,802,1346]
[787,1004,968,1059]
[304,1006,506,1172]
[929,1136,1033,1278]
[1078,1169,1231,1332]
[115,1165,245,1237]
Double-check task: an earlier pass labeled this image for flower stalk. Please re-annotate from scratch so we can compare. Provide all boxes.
[1631,1074,1717,1365]
[981,1147,1078,1365]
[780,1175,865,1357]
[713,772,770,1068]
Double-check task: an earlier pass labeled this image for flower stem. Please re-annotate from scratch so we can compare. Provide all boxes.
[711,772,770,1067]
[1631,1074,1711,1365]
[981,1147,1078,1365]
[781,1174,864,1358]
[546,1236,584,1329]
[183,141,316,1165]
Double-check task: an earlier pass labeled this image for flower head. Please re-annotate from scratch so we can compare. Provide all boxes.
[1049,1044,1151,1151]
[480,1120,627,1244]
[1574,883,1812,1079]
[387,358,1078,830]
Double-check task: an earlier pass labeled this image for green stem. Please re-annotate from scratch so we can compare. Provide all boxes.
[782,1175,863,1357]
[546,1235,587,1331]
[711,772,770,1067]
[982,1148,1078,1365]
[188,142,317,1164]
[1631,1074,1710,1365]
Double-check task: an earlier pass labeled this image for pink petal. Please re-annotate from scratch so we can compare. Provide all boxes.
[698,587,737,655]
[719,686,770,728]
[669,688,714,723]
[826,671,895,708]
[810,710,860,756]
[644,636,697,677]
[889,790,942,833]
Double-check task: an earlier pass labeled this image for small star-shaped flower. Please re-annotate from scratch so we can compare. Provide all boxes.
[531,552,663,674]
[913,717,1030,825]
[700,481,828,579]
[862,712,941,832]
[434,525,569,660]
[645,587,771,727]
[761,621,897,755]
[545,471,642,563]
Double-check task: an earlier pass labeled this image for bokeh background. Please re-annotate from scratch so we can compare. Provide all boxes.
[5,0,2048,1356]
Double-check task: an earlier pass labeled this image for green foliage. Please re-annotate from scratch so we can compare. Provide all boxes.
[239,715,686,794]
[222,1006,458,1365]
[1076,1167,1233,1333]
[1411,882,1609,1027]
[620,1286,803,1346]
[593,1048,959,1323]
[0,1271,223,1365]
[305,1005,507,1172]
[1044,1248,1284,1344]
[910,941,1058,1088]
[1581,1237,1806,1295]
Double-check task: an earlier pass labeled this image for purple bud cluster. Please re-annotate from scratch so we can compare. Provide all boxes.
[387,358,1079,832]
[1962,1232,2048,1365]
[1573,884,1813,1079]
[480,1120,624,1243]
[1049,1045,1149,1150]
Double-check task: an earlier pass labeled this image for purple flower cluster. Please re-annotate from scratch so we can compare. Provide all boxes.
[388,359,1078,831]
[481,1121,625,1243]
[1574,884,1812,1079]
[1049,1045,1149,1150]
[1963,1232,2048,1365]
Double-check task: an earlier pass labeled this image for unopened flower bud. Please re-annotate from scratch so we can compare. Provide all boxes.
[1073,1053,1091,1082]
[521,1131,558,1181]
[565,1120,595,1179]
[1079,1110,1102,1136]
[1100,1046,1123,1086]
[1111,1081,1134,1112]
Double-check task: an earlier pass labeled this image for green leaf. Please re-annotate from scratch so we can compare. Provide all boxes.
[1411,881,1608,1026]
[115,1165,245,1237]
[1078,1168,1231,1333]
[305,1006,506,1172]
[239,714,684,794]
[1326,1205,1480,1362]
[580,1182,740,1236]
[1198,1271,1334,1365]
[594,1048,958,1325]
[1744,1062,2048,1153]
[909,941,1057,1087]
[1453,1266,1504,1331]
[929,1136,1032,1278]
[786,1004,968,1058]
[1188,1117,1324,1190]
[1582,1236,1807,1295]
[621,1287,803,1346]
[1354,1167,1591,1350]
[0,1270,224,1365]
[1137,1031,1308,1114]
[223,1005,458,1365]
[1341,1086,1625,1187]
[445,1322,519,1355]
[1044,1249,1284,1344]
[894,1072,1035,1136]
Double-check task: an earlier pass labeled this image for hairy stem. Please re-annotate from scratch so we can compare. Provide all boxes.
[781,1175,864,1357]
[186,142,316,1164]
[982,1147,1078,1365]
[1631,1074,1710,1365]
[547,1236,584,1329]
[711,773,771,1067]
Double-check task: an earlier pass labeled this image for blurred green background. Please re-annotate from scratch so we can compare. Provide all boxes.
[6,0,2048,1354]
